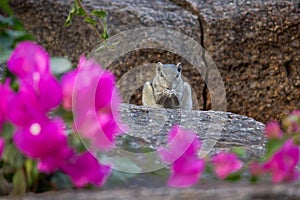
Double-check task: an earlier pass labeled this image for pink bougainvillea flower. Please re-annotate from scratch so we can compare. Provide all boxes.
[262,139,299,183]
[95,70,120,110]
[265,121,283,139]
[159,125,205,188]
[0,137,5,159]
[72,56,123,150]
[0,80,13,129]
[6,84,44,127]
[211,152,243,179]
[7,41,49,79]
[24,74,62,112]
[283,111,300,134]
[7,74,62,127]
[61,68,78,110]
[291,110,300,117]
[13,118,71,173]
[249,162,265,177]
[60,151,111,188]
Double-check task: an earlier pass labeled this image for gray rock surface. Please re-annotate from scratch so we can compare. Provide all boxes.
[8,0,300,122]
[4,182,300,200]
[118,103,266,160]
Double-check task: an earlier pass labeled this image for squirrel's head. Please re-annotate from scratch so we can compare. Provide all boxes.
[156,62,182,89]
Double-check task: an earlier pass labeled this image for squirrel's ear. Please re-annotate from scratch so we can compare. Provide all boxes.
[157,62,163,73]
[176,62,182,72]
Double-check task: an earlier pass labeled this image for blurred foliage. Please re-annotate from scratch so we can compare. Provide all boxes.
[65,0,109,43]
[0,0,12,15]
[0,11,34,62]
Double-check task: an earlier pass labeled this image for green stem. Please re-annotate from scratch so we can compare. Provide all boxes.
[75,0,103,41]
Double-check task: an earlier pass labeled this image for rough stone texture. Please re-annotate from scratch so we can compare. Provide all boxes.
[8,0,205,110]
[171,0,300,122]
[117,104,265,160]
[7,0,300,123]
[4,182,300,200]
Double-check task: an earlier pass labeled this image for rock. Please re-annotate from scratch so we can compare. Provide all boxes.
[8,0,300,122]
[11,182,300,200]
[8,0,205,110]
[117,104,265,160]
[171,0,300,122]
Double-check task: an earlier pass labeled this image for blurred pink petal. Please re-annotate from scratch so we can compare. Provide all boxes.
[61,68,78,110]
[7,41,49,78]
[168,156,205,188]
[265,121,283,139]
[249,162,265,177]
[0,137,4,159]
[7,84,46,127]
[73,56,123,150]
[0,80,12,129]
[159,125,205,188]
[284,112,300,134]
[159,125,200,163]
[60,152,111,188]
[95,71,120,110]
[13,118,70,172]
[211,152,243,179]
[263,139,299,183]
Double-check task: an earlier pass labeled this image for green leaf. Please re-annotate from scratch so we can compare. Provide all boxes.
[1,123,14,141]
[104,170,137,188]
[101,155,141,173]
[231,147,247,159]
[10,168,26,196]
[264,139,285,160]
[77,7,85,16]
[0,0,13,15]
[64,6,77,27]
[24,159,38,188]
[225,173,242,182]
[51,172,73,190]
[50,57,72,75]
[84,17,96,26]
[101,30,109,40]
[2,144,24,168]
[6,30,27,39]
[91,10,106,19]
[249,175,259,183]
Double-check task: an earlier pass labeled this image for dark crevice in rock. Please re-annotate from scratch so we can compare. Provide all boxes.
[284,60,292,79]
[167,0,209,110]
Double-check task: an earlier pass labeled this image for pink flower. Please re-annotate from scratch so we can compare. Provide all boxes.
[72,56,123,150]
[211,152,243,179]
[0,137,4,159]
[159,125,205,188]
[7,83,46,127]
[13,118,71,173]
[265,121,283,139]
[7,41,49,79]
[249,162,264,177]
[7,75,62,127]
[0,80,12,129]
[61,68,78,110]
[291,110,300,117]
[60,152,111,188]
[283,111,300,134]
[20,74,62,112]
[95,70,120,110]
[262,139,299,183]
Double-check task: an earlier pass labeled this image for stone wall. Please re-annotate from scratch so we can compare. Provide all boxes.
[8,0,300,122]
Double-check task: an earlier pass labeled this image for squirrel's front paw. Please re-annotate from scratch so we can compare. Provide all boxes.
[163,89,176,97]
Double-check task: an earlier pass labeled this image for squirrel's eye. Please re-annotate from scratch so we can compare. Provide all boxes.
[176,74,180,78]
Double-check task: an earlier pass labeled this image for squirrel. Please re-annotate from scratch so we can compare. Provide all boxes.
[142,62,192,110]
